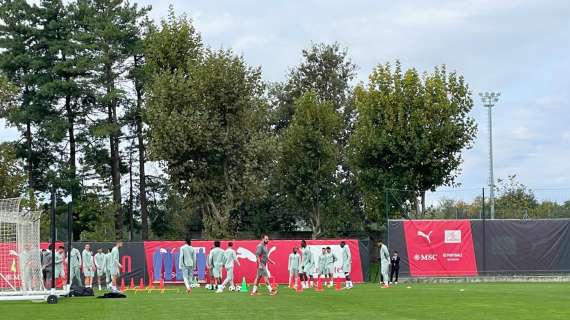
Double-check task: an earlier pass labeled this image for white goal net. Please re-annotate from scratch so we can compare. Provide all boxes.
[0,198,45,296]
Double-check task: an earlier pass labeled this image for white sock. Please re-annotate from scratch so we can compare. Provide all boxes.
[252,285,257,293]
[267,284,272,292]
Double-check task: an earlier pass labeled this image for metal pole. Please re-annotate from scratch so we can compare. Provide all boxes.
[50,186,56,292]
[479,92,500,219]
[482,187,486,275]
[487,105,495,219]
[67,202,73,288]
[385,189,390,244]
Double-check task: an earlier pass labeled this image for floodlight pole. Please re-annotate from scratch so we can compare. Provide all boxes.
[479,92,500,220]
[50,186,56,293]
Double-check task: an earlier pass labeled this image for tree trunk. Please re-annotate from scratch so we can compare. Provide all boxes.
[25,119,34,202]
[128,143,134,241]
[110,109,122,240]
[312,205,322,240]
[106,60,122,239]
[65,95,80,241]
[133,54,148,240]
[421,191,426,215]
[137,119,148,239]
[413,196,420,218]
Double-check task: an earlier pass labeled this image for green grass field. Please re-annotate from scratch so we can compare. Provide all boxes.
[1,283,569,320]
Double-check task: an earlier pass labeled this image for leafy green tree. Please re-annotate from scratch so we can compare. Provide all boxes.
[495,175,538,219]
[271,43,362,236]
[0,142,26,198]
[270,42,356,132]
[0,0,55,208]
[141,10,202,239]
[31,0,100,239]
[0,74,16,107]
[350,62,477,221]
[146,46,270,238]
[76,0,150,239]
[278,92,342,238]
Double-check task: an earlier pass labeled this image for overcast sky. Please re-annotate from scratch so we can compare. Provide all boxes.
[2,0,569,201]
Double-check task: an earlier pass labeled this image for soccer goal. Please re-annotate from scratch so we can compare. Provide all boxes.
[0,198,57,302]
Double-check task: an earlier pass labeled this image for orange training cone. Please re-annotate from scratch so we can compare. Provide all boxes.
[335,277,342,291]
[316,277,323,292]
[120,278,126,292]
[129,278,135,289]
[296,278,303,293]
[159,278,165,293]
[139,278,145,290]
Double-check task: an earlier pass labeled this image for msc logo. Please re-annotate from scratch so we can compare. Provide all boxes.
[413,253,438,261]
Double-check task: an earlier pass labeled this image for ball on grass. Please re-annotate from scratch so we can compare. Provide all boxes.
[460,289,465,292]
[406,286,412,289]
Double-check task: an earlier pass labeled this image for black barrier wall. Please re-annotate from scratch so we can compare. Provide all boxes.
[388,219,570,276]
[59,242,147,286]
[49,240,371,284]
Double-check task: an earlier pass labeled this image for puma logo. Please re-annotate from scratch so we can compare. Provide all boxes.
[417,230,433,244]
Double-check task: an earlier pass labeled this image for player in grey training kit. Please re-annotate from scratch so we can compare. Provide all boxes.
[340,241,353,289]
[251,235,276,296]
[94,248,106,290]
[179,237,197,294]
[300,240,314,288]
[220,241,240,292]
[69,246,83,289]
[378,240,390,288]
[82,244,94,288]
[288,247,300,288]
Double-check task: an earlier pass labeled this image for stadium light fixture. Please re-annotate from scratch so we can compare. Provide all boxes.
[479,92,500,220]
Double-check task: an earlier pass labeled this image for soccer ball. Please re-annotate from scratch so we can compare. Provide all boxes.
[205,284,212,290]
[230,285,237,292]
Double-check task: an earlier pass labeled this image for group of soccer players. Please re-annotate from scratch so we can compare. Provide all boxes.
[177,235,354,296]
[42,241,123,292]
[289,241,334,289]
[289,240,353,290]
[37,236,354,296]
[178,238,242,294]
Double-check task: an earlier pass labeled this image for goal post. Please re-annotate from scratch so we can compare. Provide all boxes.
[0,198,56,301]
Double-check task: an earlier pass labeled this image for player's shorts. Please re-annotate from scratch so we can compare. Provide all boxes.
[289,268,299,275]
[96,268,104,276]
[225,267,234,281]
[109,266,120,277]
[71,267,81,277]
[256,265,268,278]
[212,266,222,278]
[380,263,389,276]
[342,263,351,274]
[84,269,94,277]
[55,268,65,279]
[328,266,335,275]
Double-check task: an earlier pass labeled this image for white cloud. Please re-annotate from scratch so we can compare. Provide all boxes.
[3,0,569,193]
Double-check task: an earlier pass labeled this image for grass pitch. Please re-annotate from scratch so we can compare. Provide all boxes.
[1,283,569,320]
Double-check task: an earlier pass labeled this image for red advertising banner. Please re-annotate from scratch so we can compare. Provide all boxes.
[143,239,362,284]
[403,220,478,276]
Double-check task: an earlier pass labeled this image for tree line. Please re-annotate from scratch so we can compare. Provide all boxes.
[0,1,477,240]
